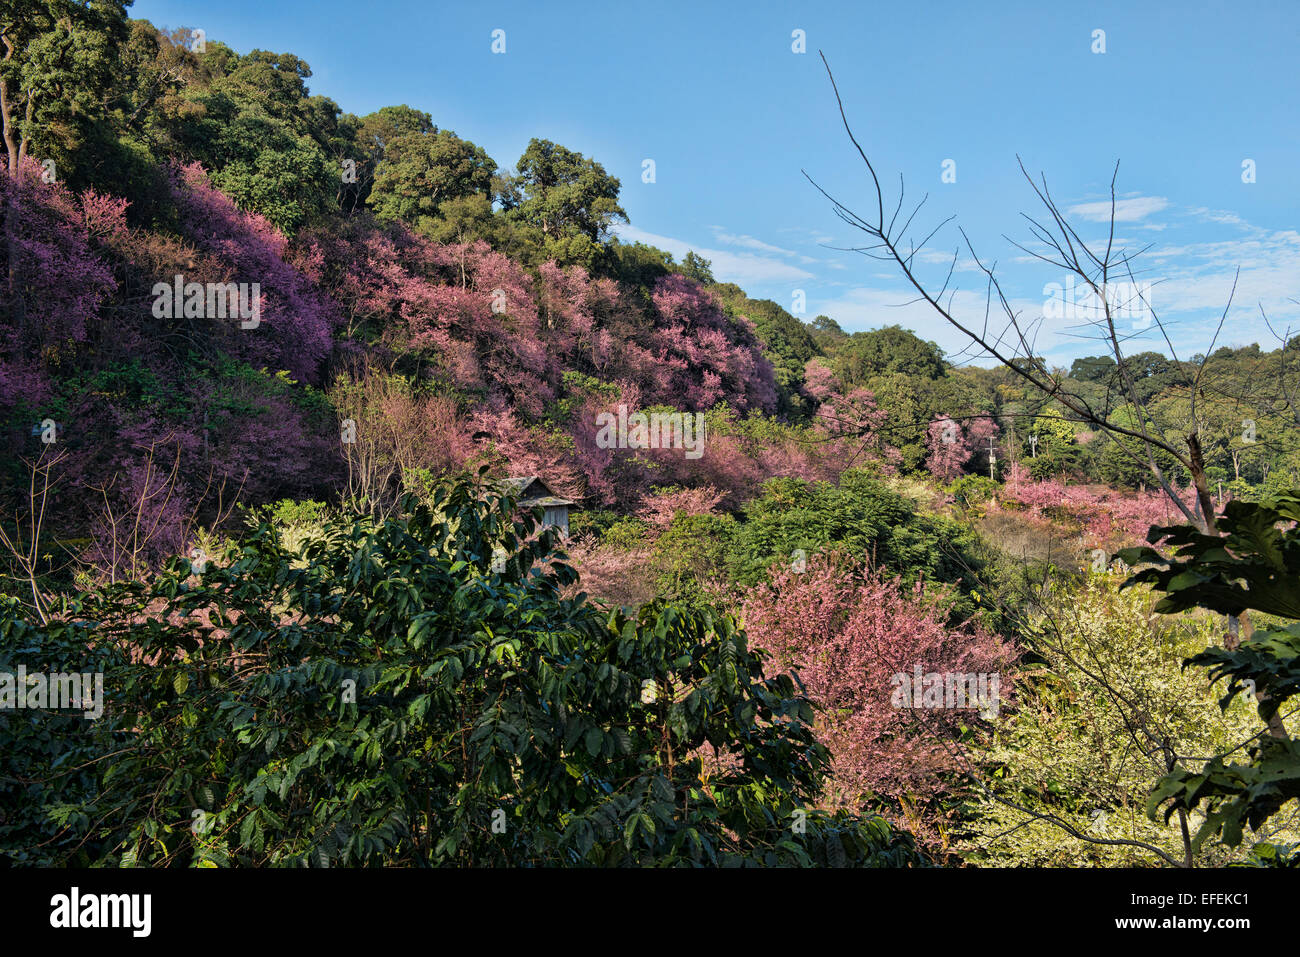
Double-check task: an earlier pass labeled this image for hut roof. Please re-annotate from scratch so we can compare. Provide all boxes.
[500,476,577,508]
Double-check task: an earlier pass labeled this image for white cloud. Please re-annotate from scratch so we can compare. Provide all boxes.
[1067,196,1169,223]
[708,228,798,257]
[1187,206,1252,229]
[775,226,838,245]
[622,200,1299,369]
[915,249,981,272]
[1143,228,1300,318]
[612,223,815,284]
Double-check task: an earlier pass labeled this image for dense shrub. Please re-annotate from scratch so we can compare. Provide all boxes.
[962,575,1293,866]
[0,475,924,867]
[744,553,1017,850]
[728,470,984,596]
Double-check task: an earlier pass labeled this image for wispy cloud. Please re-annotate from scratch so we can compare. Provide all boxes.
[776,225,838,245]
[707,228,798,257]
[914,249,981,272]
[613,223,815,284]
[1067,196,1169,223]
[816,219,1300,368]
[1187,206,1252,229]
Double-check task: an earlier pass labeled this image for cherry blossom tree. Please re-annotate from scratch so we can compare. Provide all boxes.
[924,416,972,482]
[743,552,1017,847]
[169,163,337,384]
[0,158,114,412]
[645,274,777,413]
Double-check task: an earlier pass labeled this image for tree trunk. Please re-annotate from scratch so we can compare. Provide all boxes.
[0,27,20,176]
[1185,433,1217,535]
[1228,612,1291,739]
[0,31,26,336]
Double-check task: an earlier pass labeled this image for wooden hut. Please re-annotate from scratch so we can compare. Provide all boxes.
[500,476,577,536]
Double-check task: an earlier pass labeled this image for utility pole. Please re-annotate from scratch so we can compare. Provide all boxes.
[988,434,997,480]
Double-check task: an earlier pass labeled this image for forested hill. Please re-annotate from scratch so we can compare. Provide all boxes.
[4,6,1300,873]
[5,14,1294,568]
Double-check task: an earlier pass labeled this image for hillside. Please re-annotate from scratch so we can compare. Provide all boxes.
[2,9,1298,874]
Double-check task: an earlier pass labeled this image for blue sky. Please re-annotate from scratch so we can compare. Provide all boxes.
[130,0,1300,367]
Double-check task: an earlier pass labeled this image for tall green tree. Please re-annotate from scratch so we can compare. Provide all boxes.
[501,138,626,269]
[368,124,497,233]
[172,46,340,233]
[833,325,946,385]
[677,249,713,284]
[358,104,434,149]
[0,0,130,178]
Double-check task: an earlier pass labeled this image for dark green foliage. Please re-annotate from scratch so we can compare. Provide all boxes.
[809,315,848,352]
[609,240,673,290]
[0,1,132,186]
[0,601,128,864]
[1068,355,1117,383]
[501,138,627,270]
[1119,491,1300,620]
[0,474,923,867]
[651,512,738,607]
[169,47,342,233]
[947,474,999,508]
[676,250,714,285]
[861,372,994,473]
[368,125,496,232]
[831,325,946,385]
[358,105,435,148]
[727,471,982,598]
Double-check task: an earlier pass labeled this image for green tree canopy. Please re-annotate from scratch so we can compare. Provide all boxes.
[832,325,946,385]
[170,45,342,233]
[677,250,714,284]
[0,0,131,181]
[368,125,497,232]
[502,138,626,268]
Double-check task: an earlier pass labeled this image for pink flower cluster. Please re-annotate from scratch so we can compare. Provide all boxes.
[997,474,1194,547]
[0,158,115,411]
[635,485,727,530]
[925,414,997,482]
[169,163,338,384]
[743,553,1017,839]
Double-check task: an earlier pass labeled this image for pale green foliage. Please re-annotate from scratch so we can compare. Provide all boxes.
[963,575,1299,866]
